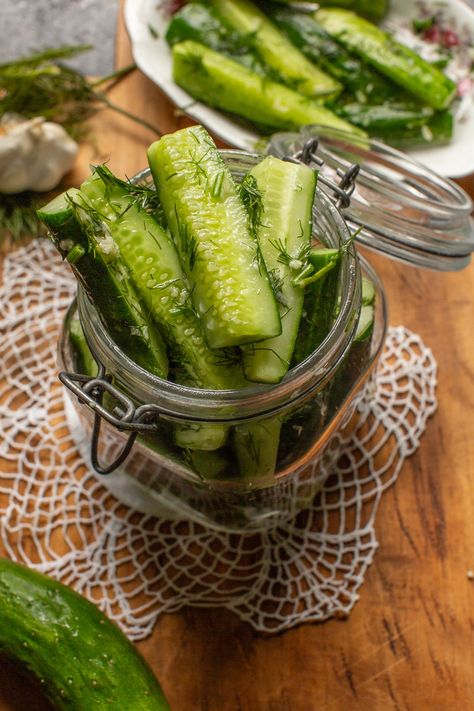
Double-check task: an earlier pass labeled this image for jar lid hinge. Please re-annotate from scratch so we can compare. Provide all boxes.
[283,137,360,210]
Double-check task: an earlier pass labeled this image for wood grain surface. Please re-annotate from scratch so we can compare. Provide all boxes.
[1,5,474,710]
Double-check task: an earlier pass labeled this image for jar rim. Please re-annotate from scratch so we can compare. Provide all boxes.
[77,153,363,420]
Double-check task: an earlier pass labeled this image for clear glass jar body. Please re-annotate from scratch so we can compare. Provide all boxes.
[58,153,387,531]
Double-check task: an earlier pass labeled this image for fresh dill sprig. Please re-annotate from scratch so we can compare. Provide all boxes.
[267,267,287,308]
[174,205,200,270]
[293,227,363,289]
[210,171,225,198]
[0,192,45,245]
[0,45,162,139]
[93,164,163,219]
[212,347,242,369]
[239,174,264,236]
[0,45,163,246]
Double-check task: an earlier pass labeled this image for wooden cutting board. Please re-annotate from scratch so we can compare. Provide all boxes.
[1,3,474,709]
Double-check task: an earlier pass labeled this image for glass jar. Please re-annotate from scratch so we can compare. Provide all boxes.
[58,151,387,532]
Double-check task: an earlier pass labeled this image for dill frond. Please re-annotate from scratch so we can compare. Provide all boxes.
[0,45,163,247]
[0,192,45,245]
[174,205,200,270]
[267,267,287,307]
[212,347,241,369]
[240,174,264,236]
[93,164,163,219]
[0,45,161,140]
[210,170,225,198]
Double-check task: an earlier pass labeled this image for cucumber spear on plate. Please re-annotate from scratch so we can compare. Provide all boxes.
[166,2,268,76]
[210,0,342,99]
[171,40,366,137]
[315,8,457,111]
[264,4,395,103]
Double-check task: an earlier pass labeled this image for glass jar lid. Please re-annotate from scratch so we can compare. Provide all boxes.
[268,126,474,272]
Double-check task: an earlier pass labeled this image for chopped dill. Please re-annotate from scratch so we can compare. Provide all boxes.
[187,146,211,185]
[169,293,196,322]
[93,164,163,219]
[267,268,287,307]
[210,171,225,198]
[212,348,242,369]
[269,237,290,265]
[174,205,199,270]
[239,174,264,236]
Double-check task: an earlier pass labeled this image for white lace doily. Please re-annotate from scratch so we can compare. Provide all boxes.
[0,241,437,639]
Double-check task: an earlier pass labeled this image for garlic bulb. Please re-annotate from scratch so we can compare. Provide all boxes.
[0,114,78,194]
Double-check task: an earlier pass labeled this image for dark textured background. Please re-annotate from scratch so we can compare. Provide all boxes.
[1,0,118,74]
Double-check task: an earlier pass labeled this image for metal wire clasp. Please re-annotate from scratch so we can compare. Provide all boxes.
[60,367,162,475]
[284,137,360,209]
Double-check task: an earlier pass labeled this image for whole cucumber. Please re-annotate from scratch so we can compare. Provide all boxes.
[0,558,170,710]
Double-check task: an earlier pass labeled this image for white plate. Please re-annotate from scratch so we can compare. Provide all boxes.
[125,0,474,178]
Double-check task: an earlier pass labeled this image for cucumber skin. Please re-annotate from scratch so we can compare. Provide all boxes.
[0,559,170,711]
[174,422,229,451]
[291,249,341,366]
[315,9,457,111]
[232,417,282,479]
[328,280,375,411]
[381,110,454,149]
[69,316,98,378]
[331,100,434,131]
[264,0,389,22]
[172,41,365,137]
[314,0,389,22]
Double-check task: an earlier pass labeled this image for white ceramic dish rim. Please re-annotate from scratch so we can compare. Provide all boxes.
[124,0,474,178]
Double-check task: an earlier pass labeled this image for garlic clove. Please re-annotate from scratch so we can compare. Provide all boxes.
[0,115,78,194]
